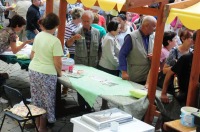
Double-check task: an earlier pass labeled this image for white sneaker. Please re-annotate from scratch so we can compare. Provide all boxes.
[0,97,8,104]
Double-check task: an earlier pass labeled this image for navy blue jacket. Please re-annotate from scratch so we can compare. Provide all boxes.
[26,4,41,32]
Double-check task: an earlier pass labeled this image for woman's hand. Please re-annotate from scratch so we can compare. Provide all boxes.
[24,39,34,45]
[53,56,62,77]
[6,6,14,11]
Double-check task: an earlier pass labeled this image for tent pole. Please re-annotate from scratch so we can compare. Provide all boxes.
[57,0,67,48]
[187,30,200,106]
[144,1,168,124]
[46,0,53,14]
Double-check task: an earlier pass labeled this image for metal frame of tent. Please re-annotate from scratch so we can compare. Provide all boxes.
[45,0,200,124]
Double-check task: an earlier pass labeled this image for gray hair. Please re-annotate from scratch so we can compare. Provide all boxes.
[82,10,94,21]
[71,7,84,20]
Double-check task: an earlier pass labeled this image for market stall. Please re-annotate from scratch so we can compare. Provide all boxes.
[45,0,169,124]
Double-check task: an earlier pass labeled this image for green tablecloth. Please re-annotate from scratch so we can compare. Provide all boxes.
[0,55,30,70]
[59,65,153,119]
[64,65,145,107]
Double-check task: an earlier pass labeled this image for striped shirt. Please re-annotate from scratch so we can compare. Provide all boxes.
[64,21,81,54]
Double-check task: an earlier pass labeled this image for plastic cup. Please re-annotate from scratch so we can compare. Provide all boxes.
[110,121,119,132]
[68,65,73,73]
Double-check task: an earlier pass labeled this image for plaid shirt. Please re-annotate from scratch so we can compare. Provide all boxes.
[83,28,92,55]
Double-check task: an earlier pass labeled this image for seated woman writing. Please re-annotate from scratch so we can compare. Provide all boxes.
[0,15,33,54]
[0,15,33,103]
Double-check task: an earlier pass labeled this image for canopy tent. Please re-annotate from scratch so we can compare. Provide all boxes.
[45,0,169,124]
[165,0,200,107]
[166,1,200,30]
[66,0,126,12]
[49,0,166,46]
[46,0,168,123]
[43,0,200,124]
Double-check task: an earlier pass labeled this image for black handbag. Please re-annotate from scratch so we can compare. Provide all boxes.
[157,71,165,88]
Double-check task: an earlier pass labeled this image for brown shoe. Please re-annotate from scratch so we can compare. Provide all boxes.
[0,73,9,79]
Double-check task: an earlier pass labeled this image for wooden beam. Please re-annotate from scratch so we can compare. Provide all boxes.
[57,0,67,47]
[126,0,166,9]
[126,7,159,16]
[144,0,168,124]
[46,0,54,14]
[186,30,200,106]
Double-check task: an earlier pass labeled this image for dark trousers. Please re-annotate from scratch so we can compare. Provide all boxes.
[77,93,92,111]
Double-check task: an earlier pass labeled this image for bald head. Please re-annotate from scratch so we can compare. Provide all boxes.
[141,16,157,35]
[81,10,94,30]
[142,16,156,25]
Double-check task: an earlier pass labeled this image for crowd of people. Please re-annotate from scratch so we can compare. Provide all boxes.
[0,0,198,131]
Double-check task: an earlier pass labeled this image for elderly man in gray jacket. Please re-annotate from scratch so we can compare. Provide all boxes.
[119,16,157,85]
[66,10,100,112]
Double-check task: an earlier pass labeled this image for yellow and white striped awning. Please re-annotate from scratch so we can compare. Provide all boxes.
[167,1,200,30]
[66,0,126,12]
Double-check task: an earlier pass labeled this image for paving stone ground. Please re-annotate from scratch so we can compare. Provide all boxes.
[0,60,111,132]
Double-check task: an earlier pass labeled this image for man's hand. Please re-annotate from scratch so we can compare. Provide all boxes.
[73,34,82,41]
[122,71,130,80]
[161,93,170,103]
[147,53,153,61]
[144,83,148,89]
[66,34,82,47]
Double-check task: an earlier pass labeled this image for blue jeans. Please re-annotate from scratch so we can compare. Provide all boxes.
[26,30,36,45]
